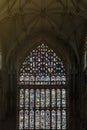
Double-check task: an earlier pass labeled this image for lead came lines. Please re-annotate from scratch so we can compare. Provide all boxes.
[18,43,67,130]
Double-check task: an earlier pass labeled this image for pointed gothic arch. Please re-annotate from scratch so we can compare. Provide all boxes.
[17,43,69,130]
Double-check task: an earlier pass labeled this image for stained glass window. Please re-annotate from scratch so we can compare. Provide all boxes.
[52,110,56,129]
[18,43,68,130]
[35,110,40,129]
[19,110,23,129]
[46,110,50,129]
[25,89,29,108]
[24,110,29,129]
[35,89,40,108]
[41,110,45,129]
[30,110,34,129]
[46,89,50,107]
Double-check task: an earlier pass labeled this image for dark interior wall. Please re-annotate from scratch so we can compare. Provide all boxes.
[79,68,87,129]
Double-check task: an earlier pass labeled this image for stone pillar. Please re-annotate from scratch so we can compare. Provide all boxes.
[8,69,17,115]
[0,70,2,120]
[7,68,17,130]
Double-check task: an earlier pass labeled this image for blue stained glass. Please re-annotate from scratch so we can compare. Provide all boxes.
[62,110,66,129]
[35,110,40,129]
[30,110,34,129]
[30,89,34,108]
[46,110,50,129]
[24,110,29,129]
[41,76,45,82]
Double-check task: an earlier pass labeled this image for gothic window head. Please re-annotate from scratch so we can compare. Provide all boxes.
[17,43,68,130]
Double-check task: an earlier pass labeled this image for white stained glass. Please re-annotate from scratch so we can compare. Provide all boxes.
[51,89,56,107]
[52,110,56,129]
[25,89,29,108]
[57,110,61,129]
[20,89,24,107]
[46,89,50,107]
[56,76,61,85]
[61,75,66,85]
[41,110,45,129]
[24,76,30,84]
[57,89,61,108]
[19,110,23,129]
[46,76,50,82]
[20,75,24,82]
[35,110,40,129]
[62,89,66,108]
[35,76,41,85]
[30,110,34,129]
[51,76,56,82]
[62,110,66,129]
[46,110,50,129]
[30,89,34,108]
[41,89,45,107]
[24,110,29,129]
[36,89,40,107]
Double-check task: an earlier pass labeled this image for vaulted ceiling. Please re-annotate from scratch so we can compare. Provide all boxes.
[0,0,87,64]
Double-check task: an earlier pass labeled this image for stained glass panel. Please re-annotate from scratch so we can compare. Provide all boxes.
[18,44,66,85]
[30,110,34,129]
[62,89,66,108]
[46,89,50,107]
[51,89,56,107]
[57,89,61,108]
[41,89,45,107]
[35,110,40,129]
[18,43,68,130]
[41,110,45,129]
[57,110,61,129]
[30,89,34,108]
[20,89,24,107]
[52,110,56,129]
[35,89,40,107]
[24,110,29,129]
[62,110,66,129]
[25,89,29,108]
[46,110,50,129]
[19,110,23,129]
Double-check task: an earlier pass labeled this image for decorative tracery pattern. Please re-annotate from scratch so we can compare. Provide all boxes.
[18,43,66,85]
[18,43,67,130]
